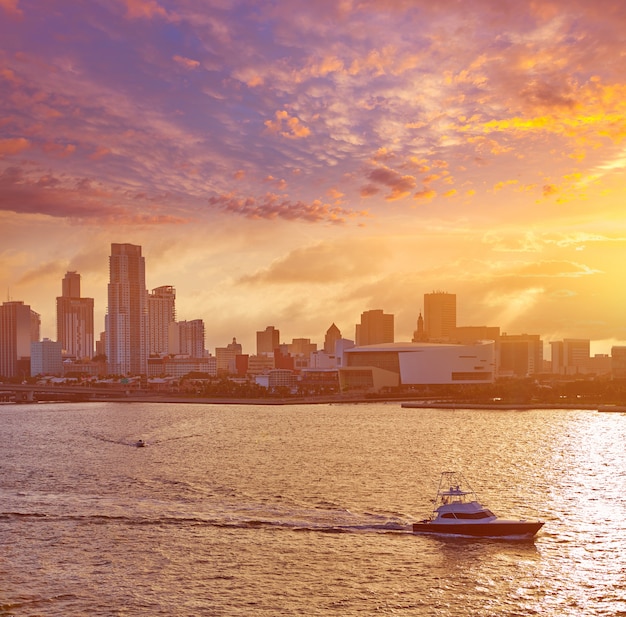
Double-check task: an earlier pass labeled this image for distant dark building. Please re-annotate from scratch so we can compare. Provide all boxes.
[0,301,40,378]
[499,334,543,377]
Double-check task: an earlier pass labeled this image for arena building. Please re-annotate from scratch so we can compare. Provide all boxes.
[343,341,495,387]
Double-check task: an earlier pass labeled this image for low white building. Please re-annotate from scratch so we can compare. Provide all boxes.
[344,341,495,385]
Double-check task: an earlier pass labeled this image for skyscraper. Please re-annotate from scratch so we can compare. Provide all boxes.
[56,271,95,360]
[169,319,205,358]
[147,285,176,356]
[257,326,280,355]
[424,292,456,341]
[105,243,148,375]
[324,323,341,354]
[355,309,394,346]
[0,301,40,378]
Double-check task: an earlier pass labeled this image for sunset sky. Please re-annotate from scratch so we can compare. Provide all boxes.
[1,0,625,355]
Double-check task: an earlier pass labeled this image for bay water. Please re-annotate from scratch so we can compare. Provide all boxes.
[1,402,625,616]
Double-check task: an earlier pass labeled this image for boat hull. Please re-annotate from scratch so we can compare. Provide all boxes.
[412,520,544,538]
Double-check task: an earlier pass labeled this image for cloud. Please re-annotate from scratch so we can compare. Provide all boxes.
[0,167,189,225]
[264,110,311,139]
[239,238,391,285]
[0,137,30,156]
[0,0,21,17]
[121,0,167,20]
[414,188,436,201]
[208,192,368,225]
[365,167,416,201]
[513,260,601,278]
[173,55,200,70]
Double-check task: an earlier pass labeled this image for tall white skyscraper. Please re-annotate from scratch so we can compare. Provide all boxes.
[105,243,148,375]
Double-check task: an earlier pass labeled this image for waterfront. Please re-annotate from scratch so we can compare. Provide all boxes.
[1,402,625,616]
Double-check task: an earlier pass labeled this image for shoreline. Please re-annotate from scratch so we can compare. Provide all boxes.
[11,394,621,411]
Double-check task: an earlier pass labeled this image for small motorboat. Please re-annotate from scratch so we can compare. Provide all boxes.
[412,471,544,538]
[135,439,146,448]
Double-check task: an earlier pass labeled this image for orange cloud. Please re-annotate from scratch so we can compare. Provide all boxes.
[414,188,436,201]
[493,180,519,192]
[298,55,345,80]
[89,146,111,160]
[366,167,416,201]
[264,110,310,139]
[327,188,345,203]
[122,0,167,19]
[173,55,200,70]
[0,137,30,156]
[208,192,367,225]
[42,142,76,158]
[0,0,22,16]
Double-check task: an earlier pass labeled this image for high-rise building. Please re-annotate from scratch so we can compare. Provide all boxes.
[0,301,40,378]
[355,309,394,346]
[105,243,148,375]
[324,323,341,354]
[424,292,456,341]
[148,285,176,356]
[56,271,95,360]
[169,319,205,358]
[257,326,280,355]
[62,271,81,298]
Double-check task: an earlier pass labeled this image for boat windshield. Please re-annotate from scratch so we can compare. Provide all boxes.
[441,510,495,520]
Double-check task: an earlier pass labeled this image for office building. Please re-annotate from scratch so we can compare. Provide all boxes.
[355,309,394,346]
[257,326,280,355]
[612,347,626,379]
[56,271,95,360]
[31,338,63,376]
[424,292,456,341]
[215,337,243,374]
[550,339,590,375]
[324,323,342,354]
[148,286,176,356]
[169,319,205,358]
[499,333,543,377]
[105,243,148,375]
[0,301,40,378]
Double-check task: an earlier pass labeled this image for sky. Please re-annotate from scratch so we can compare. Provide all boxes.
[1,0,626,356]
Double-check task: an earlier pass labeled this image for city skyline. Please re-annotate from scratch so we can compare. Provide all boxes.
[1,2,625,355]
[4,247,625,364]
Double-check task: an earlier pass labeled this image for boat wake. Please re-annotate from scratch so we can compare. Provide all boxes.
[0,510,411,534]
